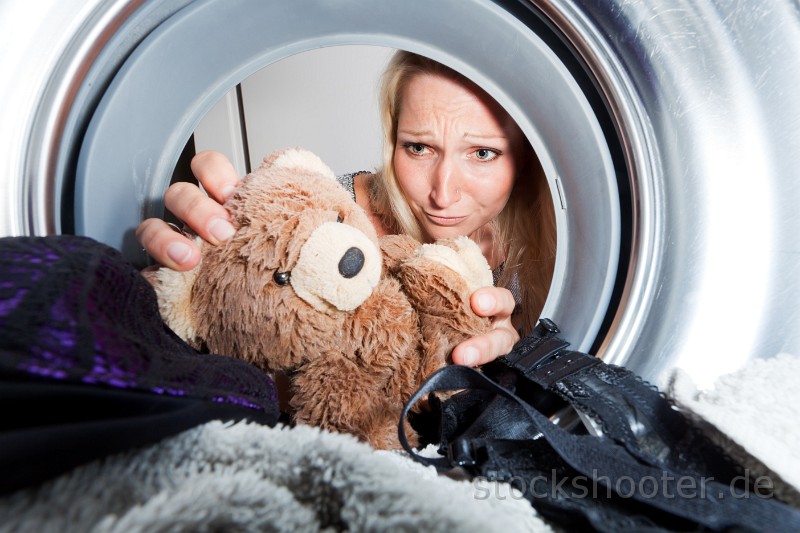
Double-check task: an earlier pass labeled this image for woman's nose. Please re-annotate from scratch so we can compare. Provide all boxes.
[430,158,461,207]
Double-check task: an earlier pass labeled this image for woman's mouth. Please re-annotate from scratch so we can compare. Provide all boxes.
[425,213,467,226]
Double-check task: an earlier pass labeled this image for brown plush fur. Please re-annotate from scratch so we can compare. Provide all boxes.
[145,149,491,449]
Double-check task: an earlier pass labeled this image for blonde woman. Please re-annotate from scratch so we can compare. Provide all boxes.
[137,51,556,366]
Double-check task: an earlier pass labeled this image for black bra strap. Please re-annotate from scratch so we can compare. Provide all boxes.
[399,321,800,533]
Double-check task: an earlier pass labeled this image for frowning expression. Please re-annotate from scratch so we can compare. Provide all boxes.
[393,73,523,242]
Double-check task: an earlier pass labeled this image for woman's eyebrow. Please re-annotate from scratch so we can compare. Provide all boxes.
[397,128,432,137]
[463,132,508,142]
[397,129,508,142]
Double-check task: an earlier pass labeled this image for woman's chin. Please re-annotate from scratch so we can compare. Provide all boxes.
[423,226,472,242]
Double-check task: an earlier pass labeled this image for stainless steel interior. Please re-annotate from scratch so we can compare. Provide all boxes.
[2,0,799,389]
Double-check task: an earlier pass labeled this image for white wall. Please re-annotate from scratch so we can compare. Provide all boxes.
[194,45,393,177]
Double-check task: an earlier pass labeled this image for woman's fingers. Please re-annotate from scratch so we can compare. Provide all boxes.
[136,217,201,271]
[167,151,240,245]
[190,150,240,203]
[470,285,516,319]
[451,325,519,367]
[451,286,520,366]
[164,181,235,245]
[137,151,241,270]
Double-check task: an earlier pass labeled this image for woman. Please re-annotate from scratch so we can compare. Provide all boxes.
[137,51,556,366]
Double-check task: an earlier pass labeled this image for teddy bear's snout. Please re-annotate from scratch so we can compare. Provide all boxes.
[291,222,382,313]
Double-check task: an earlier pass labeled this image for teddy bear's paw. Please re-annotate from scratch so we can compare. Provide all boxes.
[416,236,493,293]
[379,234,421,274]
[146,266,201,345]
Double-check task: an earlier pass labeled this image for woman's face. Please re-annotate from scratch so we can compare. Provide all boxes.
[393,72,523,242]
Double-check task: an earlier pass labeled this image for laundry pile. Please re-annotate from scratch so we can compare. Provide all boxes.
[0,235,797,531]
[0,353,797,532]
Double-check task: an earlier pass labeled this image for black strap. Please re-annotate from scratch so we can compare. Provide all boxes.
[399,321,800,533]
[499,318,599,388]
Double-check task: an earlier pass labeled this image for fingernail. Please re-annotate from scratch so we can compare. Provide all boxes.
[166,242,193,265]
[462,347,479,366]
[221,185,236,200]
[208,217,235,243]
[476,293,495,312]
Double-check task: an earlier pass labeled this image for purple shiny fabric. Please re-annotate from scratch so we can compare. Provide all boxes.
[0,235,278,414]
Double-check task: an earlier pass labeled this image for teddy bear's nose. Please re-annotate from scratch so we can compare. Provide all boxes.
[338,247,365,278]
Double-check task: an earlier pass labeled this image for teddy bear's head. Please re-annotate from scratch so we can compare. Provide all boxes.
[151,148,384,371]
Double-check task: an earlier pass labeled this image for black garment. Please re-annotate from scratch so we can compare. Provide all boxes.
[402,320,800,533]
[0,236,280,495]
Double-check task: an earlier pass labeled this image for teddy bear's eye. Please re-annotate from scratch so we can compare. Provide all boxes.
[273,271,291,286]
[336,213,344,223]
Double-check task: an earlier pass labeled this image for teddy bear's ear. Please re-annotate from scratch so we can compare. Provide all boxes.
[261,148,336,181]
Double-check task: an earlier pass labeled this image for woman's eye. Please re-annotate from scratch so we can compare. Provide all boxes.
[404,142,428,156]
[475,148,499,161]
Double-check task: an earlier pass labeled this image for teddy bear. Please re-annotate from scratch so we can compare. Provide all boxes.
[144,148,493,449]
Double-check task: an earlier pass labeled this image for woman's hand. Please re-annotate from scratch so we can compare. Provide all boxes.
[451,286,520,366]
[136,151,240,270]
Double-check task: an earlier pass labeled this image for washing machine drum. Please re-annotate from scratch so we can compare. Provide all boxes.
[3,0,800,388]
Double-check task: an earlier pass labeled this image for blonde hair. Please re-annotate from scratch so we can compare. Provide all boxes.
[370,51,556,333]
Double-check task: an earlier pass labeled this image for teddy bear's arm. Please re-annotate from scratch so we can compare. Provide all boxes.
[396,237,492,376]
[141,266,203,349]
[379,234,420,275]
